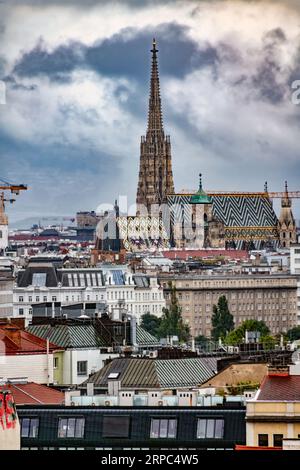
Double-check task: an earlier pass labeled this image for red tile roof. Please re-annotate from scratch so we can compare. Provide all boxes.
[0,383,64,405]
[257,375,300,401]
[0,325,63,355]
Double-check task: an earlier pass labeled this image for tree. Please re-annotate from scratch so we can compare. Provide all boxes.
[225,319,271,346]
[157,284,190,343]
[194,334,209,345]
[287,326,300,342]
[211,295,234,341]
[140,312,161,338]
[260,334,276,351]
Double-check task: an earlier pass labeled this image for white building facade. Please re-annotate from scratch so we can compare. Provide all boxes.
[13,263,166,324]
[290,243,300,325]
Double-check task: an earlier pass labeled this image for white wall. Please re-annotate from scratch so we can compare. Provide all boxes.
[290,245,300,275]
[62,349,118,385]
[0,225,8,252]
[0,353,54,384]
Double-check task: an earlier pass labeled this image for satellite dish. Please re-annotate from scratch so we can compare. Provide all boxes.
[291,350,300,364]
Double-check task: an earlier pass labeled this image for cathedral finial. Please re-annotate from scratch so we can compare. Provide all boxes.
[285,180,288,194]
[151,38,158,53]
[264,181,268,193]
[199,173,202,191]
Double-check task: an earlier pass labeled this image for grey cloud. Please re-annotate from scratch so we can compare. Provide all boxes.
[13,23,219,82]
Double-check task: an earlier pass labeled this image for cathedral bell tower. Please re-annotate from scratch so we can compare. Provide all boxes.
[136,39,174,215]
[278,181,297,248]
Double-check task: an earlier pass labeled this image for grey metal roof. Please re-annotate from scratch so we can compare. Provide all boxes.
[122,359,158,388]
[136,326,160,346]
[26,324,107,348]
[155,358,215,388]
[82,356,216,389]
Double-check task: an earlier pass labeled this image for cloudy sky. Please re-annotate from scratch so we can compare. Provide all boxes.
[0,0,300,224]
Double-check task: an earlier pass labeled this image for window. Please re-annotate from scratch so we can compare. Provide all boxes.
[54,357,59,369]
[32,273,47,287]
[19,296,23,302]
[43,296,47,302]
[102,416,130,438]
[28,296,32,303]
[52,296,57,302]
[35,296,40,302]
[21,418,39,438]
[197,419,224,439]
[273,434,283,447]
[77,361,87,376]
[58,417,85,438]
[19,308,24,316]
[150,418,177,439]
[258,434,268,447]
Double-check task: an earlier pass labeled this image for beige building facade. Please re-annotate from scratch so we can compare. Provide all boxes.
[160,274,298,337]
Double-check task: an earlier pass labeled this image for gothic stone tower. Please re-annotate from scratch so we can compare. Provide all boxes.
[278,181,297,248]
[136,39,174,214]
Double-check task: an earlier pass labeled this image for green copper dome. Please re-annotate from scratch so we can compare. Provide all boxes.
[189,174,212,204]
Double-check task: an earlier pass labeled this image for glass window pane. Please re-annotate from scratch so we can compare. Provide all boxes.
[150,419,159,438]
[30,419,39,438]
[67,418,76,438]
[102,416,130,438]
[168,419,177,438]
[214,420,224,439]
[75,418,85,438]
[159,419,168,438]
[258,434,268,447]
[273,434,283,447]
[206,419,215,438]
[197,419,206,439]
[58,418,68,438]
[21,418,30,438]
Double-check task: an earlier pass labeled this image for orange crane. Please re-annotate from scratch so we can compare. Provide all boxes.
[0,177,27,195]
[0,177,28,216]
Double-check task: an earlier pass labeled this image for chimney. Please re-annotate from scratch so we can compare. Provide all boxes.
[4,326,22,348]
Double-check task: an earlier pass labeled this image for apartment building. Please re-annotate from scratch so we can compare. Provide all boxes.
[160,274,298,337]
[290,243,300,325]
[0,258,14,317]
[241,364,300,450]
[13,262,165,324]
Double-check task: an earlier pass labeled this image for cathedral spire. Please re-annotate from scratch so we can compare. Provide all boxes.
[147,38,164,135]
[136,39,174,212]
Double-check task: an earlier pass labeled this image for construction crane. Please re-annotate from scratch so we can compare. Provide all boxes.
[0,177,27,195]
[0,177,28,217]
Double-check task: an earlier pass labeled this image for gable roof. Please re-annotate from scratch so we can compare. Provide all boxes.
[0,382,64,405]
[256,375,300,401]
[82,356,216,390]
[26,324,107,349]
[136,325,160,346]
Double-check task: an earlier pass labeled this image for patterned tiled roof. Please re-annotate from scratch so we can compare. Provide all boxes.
[167,193,280,249]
